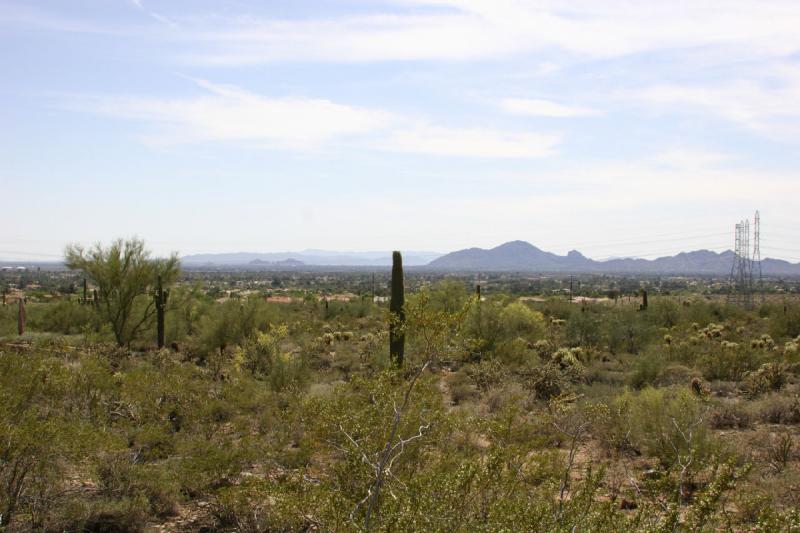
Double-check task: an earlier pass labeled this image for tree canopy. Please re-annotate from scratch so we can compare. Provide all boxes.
[64,238,179,346]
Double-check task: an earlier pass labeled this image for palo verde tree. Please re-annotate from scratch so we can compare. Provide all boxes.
[64,238,179,347]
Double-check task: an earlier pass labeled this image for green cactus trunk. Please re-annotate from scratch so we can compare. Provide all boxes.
[641,289,648,310]
[155,275,168,348]
[18,297,25,336]
[389,251,405,367]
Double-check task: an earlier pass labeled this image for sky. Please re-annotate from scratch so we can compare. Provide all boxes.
[2,0,800,262]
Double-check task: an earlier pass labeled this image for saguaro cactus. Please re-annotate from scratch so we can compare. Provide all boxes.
[641,289,648,311]
[154,275,169,348]
[389,251,405,367]
[83,278,88,304]
[18,297,25,336]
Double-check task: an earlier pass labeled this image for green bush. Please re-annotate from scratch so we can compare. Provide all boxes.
[39,299,98,334]
[604,387,715,467]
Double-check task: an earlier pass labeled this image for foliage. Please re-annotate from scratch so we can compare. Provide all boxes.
[64,238,179,346]
[4,272,800,530]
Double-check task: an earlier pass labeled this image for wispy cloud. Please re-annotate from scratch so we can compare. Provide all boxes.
[69,79,392,147]
[635,64,800,138]
[129,0,179,28]
[164,1,800,65]
[380,123,560,158]
[499,98,596,118]
[68,79,559,158]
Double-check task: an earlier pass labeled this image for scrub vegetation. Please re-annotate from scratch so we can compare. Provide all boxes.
[2,239,800,531]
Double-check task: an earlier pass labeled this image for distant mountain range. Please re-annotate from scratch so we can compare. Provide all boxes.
[427,240,800,275]
[181,250,443,267]
[180,241,800,275]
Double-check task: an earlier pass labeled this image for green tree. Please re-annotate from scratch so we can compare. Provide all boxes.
[64,238,179,346]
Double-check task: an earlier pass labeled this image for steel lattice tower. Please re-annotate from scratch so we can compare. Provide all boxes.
[728,218,753,308]
[753,210,764,304]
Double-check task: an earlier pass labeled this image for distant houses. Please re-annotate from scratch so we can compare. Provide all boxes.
[320,293,357,303]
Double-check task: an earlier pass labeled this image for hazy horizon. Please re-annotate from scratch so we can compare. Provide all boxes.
[3,1,800,262]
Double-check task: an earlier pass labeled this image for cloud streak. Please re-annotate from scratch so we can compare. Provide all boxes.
[164,1,800,65]
[499,98,596,118]
[69,79,559,158]
[380,123,559,158]
[635,65,800,138]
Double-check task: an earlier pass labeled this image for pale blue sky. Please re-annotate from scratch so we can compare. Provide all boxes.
[2,0,800,261]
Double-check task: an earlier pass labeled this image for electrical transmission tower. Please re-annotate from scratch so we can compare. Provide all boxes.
[728,217,753,308]
[753,210,764,304]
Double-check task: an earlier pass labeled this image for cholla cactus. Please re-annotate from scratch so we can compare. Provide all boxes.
[701,323,724,339]
[760,334,775,349]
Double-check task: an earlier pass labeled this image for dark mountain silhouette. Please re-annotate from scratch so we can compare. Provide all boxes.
[427,241,800,275]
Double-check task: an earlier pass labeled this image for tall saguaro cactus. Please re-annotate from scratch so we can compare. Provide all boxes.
[154,275,169,348]
[641,289,648,311]
[18,297,25,336]
[389,251,405,367]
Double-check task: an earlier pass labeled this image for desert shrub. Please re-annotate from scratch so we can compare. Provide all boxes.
[57,495,152,533]
[38,299,98,334]
[448,370,480,404]
[765,432,794,473]
[754,394,800,424]
[237,326,308,392]
[428,279,469,313]
[655,364,699,387]
[175,437,252,495]
[603,308,652,354]
[698,345,765,382]
[629,350,666,389]
[95,454,180,517]
[0,351,102,529]
[491,336,538,366]
[195,298,277,358]
[565,308,602,347]
[499,302,546,340]
[128,423,176,462]
[466,357,509,391]
[465,300,501,349]
[768,304,800,339]
[484,383,525,413]
[649,298,682,328]
[742,362,789,398]
[523,352,584,401]
[709,401,753,429]
[607,387,714,467]
[213,477,312,533]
